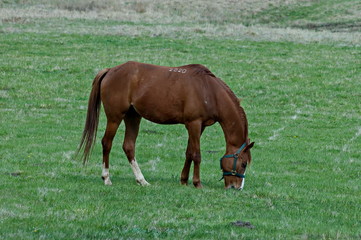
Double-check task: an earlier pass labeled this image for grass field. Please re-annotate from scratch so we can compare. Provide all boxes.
[1,0,360,239]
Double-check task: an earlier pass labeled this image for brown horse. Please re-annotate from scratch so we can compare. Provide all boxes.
[78,61,254,189]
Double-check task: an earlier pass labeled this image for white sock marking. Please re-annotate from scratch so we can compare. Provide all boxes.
[102,163,112,185]
[130,159,150,186]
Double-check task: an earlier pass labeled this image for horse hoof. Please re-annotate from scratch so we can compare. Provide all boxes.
[104,178,112,185]
[137,179,150,186]
[194,183,203,189]
[180,180,188,186]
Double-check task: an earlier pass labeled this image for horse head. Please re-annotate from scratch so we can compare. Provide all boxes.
[220,140,254,190]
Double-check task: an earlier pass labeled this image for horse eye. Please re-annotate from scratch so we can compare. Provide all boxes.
[241,163,247,168]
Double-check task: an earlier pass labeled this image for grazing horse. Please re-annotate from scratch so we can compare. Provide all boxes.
[78,61,254,189]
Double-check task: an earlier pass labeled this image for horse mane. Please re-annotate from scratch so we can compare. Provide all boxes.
[185,64,216,78]
[218,78,248,137]
[186,64,241,106]
[185,63,245,107]
[186,64,249,138]
[215,77,241,107]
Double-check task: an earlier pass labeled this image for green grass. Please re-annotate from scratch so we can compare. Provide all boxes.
[248,0,361,32]
[1,1,361,239]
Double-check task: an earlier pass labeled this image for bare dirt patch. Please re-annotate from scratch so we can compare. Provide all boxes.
[295,21,361,32]
[231,220,255,229]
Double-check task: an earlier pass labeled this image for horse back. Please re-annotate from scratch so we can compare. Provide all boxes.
[101,61,226,125]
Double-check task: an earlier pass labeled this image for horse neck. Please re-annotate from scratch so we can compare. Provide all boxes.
[218,105,248,154]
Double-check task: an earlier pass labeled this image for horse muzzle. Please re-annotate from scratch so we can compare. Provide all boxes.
[224,175,245,190]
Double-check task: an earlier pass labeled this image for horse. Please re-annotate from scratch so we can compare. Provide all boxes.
[78,61,254,190]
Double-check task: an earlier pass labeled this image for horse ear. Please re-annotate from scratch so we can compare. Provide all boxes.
[244,142,255,152]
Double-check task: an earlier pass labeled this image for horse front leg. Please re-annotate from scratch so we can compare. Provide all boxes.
[180,142,192,185]
[183,121,203,188]
[123,108,149,186]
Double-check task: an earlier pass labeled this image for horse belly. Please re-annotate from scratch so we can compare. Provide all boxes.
[132,91,185,124]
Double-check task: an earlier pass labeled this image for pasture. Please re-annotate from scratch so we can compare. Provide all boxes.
[1,0,360,239]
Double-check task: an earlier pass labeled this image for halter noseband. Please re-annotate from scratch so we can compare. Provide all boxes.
[220,142,247,179]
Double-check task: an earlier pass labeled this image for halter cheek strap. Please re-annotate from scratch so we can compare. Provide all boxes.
[219,142,247,180]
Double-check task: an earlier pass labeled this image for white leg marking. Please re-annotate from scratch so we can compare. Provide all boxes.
[102,163,112,185]
[130,159,150,186]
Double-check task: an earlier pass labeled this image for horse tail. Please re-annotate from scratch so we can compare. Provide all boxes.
[77,68,110,164]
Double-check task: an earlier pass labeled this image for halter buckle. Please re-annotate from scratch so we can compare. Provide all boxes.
[231,170,237,176]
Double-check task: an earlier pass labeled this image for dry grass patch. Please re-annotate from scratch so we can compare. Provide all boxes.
[0,0,324,23]
[1,0,361,45]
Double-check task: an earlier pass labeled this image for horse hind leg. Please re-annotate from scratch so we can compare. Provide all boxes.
[101,119,121,185]
[123,107,149,186]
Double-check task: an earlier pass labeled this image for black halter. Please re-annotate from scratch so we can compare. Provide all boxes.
[219,142,247,179]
